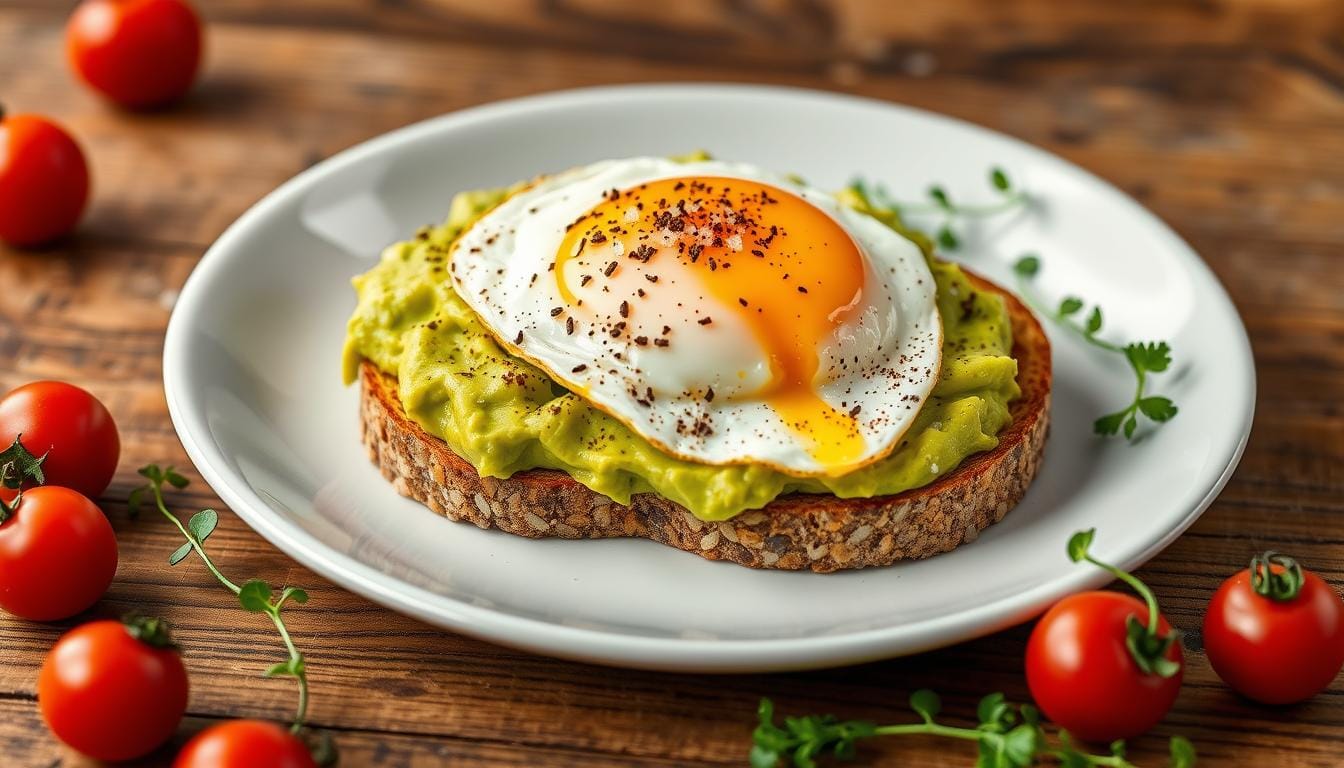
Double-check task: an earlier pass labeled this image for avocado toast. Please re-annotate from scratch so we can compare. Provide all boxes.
[345,160,1051,572]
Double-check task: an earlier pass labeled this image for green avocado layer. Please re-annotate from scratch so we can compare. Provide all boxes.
[342,184,1020,521]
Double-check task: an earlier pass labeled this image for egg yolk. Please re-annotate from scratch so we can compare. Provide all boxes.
[554,177,869,472]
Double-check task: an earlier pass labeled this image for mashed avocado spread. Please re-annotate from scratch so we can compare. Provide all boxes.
[342,181,1020,521]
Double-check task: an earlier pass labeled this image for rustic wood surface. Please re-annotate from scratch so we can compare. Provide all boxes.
[2,0,1343,765]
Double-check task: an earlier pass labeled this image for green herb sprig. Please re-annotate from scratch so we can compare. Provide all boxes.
[0,436,46,524]
[1068,529,1181,677]
[1013,256,1178,438]
[752,690,1195,768]
[131,465,330,759]
[851,167,1026,251]
[848,168,1178,441]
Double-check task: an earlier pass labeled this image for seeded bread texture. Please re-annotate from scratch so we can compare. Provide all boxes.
[358,269,1050,572]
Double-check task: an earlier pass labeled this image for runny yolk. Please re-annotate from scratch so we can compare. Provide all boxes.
[554,176,869,472]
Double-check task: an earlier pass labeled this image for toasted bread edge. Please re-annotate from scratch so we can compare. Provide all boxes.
[358,269,1051,572]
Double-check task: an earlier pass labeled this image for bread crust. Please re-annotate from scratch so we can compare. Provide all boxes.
[359,269,1051,572]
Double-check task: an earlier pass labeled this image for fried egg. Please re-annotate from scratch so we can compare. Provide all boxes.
[449,158,941,477]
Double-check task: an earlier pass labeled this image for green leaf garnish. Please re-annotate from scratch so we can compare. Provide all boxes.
[1014,260,1178,441]
[130,465,332,757]
[1058,297,1084,316]
[1069,529,1183,679]
[851,167,1028,256]
[1170,736,1197,768]
[168,541,193,565]
[751,684,1192,767]
[238,579,273,612]
[1013,255,1041,278]
[910,689,941,722]
[928,185,952,210]
[187,509,218,544]
[991,167,1012,192]
[937,224,960,251]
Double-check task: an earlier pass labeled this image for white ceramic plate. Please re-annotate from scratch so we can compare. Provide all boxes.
[164,84,1254,673]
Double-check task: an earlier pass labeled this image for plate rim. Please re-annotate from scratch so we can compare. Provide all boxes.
[163,82,1256,672]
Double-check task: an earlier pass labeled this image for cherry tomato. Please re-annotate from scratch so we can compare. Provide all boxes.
[0,486,117,621]
[0,112,90,247]
[67,0,203,108]
[0,381,121,499]
[1027,591,1183,741]
[175,720,318,768]
[1204,552,1344,704]
[39,618,189,761]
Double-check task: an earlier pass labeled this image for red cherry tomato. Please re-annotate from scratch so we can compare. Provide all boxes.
[175,720,318,768]
[1027,590,1183,742]
[0,381,121,499]
[1204,552,1344,704]
[39,618,189,761]
[67,0,203,108]
[0,486,117,621]
[0,112,90,247]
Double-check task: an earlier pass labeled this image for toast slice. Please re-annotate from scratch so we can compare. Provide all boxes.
[359,269,1050,572]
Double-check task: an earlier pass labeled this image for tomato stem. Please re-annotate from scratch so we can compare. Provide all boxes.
[0,492,16,525]
[1250,551,1305,602]
[122,614,178,648]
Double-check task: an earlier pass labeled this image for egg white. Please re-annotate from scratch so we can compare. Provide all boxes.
[449,157,941,477]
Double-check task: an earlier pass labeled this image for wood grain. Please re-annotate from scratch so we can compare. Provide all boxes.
[1,0,1343,765]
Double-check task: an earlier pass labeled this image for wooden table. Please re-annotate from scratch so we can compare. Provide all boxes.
[2,1,1343,765]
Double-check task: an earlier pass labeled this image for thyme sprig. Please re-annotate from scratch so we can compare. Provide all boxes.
[130,464,331,760]
[752,690,1195,768]
[851,167,1027,251]
[1013,256,1178,438]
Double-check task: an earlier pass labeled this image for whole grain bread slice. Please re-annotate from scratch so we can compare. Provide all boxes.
[358,269,1050,572]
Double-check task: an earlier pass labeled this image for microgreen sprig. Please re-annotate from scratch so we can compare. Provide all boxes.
[0,436,47,524]
[752,690,1195,768]
[1069,529,1181,678]
[851,167,1027,251]
[1013,256,1178,439]
[130,464,328,757]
